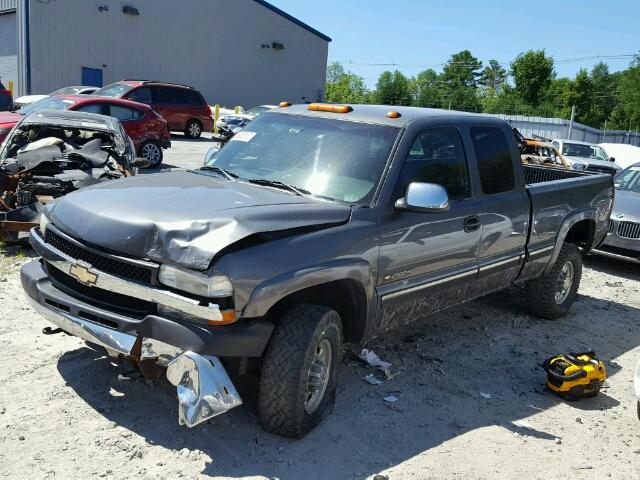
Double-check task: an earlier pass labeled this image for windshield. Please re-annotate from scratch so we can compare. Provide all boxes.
[17,96,76,115]
[615,166,640,193]
[245,106,271,117]
[92,83,134,97]
[562,143,593,157]
[204,113,399,204]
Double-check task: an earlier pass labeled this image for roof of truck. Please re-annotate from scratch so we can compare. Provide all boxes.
[269,103,488,128]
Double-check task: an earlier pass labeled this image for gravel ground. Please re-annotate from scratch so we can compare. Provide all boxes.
[0,245,639,479]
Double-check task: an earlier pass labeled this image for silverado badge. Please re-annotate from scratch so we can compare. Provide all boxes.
[69,262,98,286]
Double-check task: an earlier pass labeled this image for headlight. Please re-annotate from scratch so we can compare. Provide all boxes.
[39,213,50,233]
[159,265,233,298]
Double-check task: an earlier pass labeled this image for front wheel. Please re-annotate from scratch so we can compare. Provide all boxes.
[525,243,582,320]
[184,119,202,139]
[259,304,343,438]
[139,141,163,168]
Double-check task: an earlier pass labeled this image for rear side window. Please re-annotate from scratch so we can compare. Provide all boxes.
[153,87,184,104]
[108,105,143,121]
[395,127,471,200]
[470,127,515,194]
[74,103,104,115]
[183,89,204,105]
[127,87,152,104]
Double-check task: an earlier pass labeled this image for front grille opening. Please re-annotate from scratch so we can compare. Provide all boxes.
[46,262,156,318]
[78,311,118,329]
[45,229,155,284]
[45,299,70,312]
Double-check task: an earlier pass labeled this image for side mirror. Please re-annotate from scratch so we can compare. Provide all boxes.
[609,157,616,163]
[395,182,449,213]
[130,157,152,169]
[204,146,221,165]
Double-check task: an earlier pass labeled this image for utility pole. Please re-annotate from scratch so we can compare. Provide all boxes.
[567,105,576,139]
[602,119,607,142]
[448,100,452,110]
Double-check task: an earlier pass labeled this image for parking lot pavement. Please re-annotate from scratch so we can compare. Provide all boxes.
[143,132,218,173]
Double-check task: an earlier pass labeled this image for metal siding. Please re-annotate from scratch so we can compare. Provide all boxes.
[0,0,16,13]
[27,0,328,107]
[0,11,17,90]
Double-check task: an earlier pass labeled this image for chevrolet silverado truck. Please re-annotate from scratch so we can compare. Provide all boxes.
[21,104,614,438]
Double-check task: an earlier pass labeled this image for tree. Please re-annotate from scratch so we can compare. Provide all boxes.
[607,66,640,130]
[567,69,594,124]
[374,70,412,106]
[587,62,615,128]
[511,50,554,106]
[325,62,369,104]
[412,69,441,107]
[440,50,483,111]
[480,60,507,92]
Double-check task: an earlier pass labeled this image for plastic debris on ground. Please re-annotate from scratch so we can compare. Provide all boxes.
[511,419,535,430]
[359,348,395,380]
[480,392,492,399]
[362,374,384,385]
[383,395,398,403]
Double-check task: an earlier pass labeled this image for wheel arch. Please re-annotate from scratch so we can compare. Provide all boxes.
[546,209,597,273]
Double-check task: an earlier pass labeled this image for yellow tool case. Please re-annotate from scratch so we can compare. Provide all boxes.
[543,351,606,401]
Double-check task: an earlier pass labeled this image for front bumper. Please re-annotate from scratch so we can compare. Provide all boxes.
[593,231,640,263]
[22,260,247,427]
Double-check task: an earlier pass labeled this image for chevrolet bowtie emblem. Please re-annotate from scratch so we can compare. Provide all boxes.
[69,262,98,286]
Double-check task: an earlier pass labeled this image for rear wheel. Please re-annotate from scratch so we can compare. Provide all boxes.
[185,119,202,139]
[525,243,582,319]
[259,304,343,438]
[140,141,163,168]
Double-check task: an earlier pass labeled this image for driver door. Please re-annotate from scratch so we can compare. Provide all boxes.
[376,127,482,332]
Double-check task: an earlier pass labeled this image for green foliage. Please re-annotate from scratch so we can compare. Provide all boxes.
[510,50,554,106]
[324,50,640,130]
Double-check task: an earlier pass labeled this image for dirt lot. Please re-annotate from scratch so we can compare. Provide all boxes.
[0,243,638,480]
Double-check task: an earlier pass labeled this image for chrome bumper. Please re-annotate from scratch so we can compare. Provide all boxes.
[27,295,242,427]
[31,227,223,322]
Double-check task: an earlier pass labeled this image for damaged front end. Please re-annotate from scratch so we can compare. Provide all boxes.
[27,295,243,427]
[0,110,135,241]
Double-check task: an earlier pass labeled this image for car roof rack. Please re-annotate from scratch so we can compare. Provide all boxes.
[120,79,194,89]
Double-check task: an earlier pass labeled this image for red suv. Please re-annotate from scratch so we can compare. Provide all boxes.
[0,95,171,167]
[92,80,213,139]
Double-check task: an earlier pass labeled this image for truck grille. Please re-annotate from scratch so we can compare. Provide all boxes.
[47,262,155,317]
[586,165,616,175]
[617,221,640,239]
[45,228,155,284]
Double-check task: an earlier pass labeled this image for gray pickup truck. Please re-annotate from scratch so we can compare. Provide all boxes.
[21,104,614,438]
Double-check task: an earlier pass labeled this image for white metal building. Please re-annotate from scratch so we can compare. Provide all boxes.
[0,0,330,107]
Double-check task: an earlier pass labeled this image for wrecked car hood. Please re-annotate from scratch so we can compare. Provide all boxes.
[47,170,352,269]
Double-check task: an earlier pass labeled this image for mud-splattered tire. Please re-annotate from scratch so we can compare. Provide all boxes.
[259,304,343,438]
[525,243,582,320]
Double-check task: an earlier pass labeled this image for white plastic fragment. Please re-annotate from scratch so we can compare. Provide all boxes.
[363,374,384,385]
[359,349,394,379]
[511,419,534,430]
[480,392,492,399]
[383,395,398,403]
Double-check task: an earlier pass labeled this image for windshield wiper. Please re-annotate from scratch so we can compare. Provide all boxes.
[247,178,310,196]
[201,165,238,180]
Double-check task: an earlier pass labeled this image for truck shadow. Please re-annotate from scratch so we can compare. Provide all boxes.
[584,255,640,282]
[56,291,640,479]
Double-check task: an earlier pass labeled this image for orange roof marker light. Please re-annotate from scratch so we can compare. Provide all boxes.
[279,101,291,107]
[308,103,353,113]
[386,111,401,118]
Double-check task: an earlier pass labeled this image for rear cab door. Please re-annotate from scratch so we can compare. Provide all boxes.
[467,123,529,295]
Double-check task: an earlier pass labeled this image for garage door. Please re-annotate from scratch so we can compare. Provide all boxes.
[0,11,17,91]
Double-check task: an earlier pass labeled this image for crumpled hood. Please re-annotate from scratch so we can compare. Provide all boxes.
[611,188,640,223]
[47,170,352,269]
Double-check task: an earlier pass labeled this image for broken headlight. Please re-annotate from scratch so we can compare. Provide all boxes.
[39,213,50,234]
[158,265,233,298]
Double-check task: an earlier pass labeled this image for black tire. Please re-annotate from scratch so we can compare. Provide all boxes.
[184,119,202,139]
[525,243,582,320]
[259,304,343,438]
[139,141,163,168]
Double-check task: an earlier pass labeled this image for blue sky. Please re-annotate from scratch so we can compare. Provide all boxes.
[269,0,640,87]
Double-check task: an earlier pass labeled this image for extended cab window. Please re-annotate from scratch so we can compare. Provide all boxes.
[471,126,515,194]
[395,127,470,200]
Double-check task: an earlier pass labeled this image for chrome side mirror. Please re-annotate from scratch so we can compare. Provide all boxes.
[395,182,449,213]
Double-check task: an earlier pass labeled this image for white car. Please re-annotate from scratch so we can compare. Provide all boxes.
[599,143,640,170]
[13,85,99,109]
[216,104,277,128]
[552,139,622,175]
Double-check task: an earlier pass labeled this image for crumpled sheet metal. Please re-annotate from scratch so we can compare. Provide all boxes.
[166,351,242,428]
[47,170,351,269]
